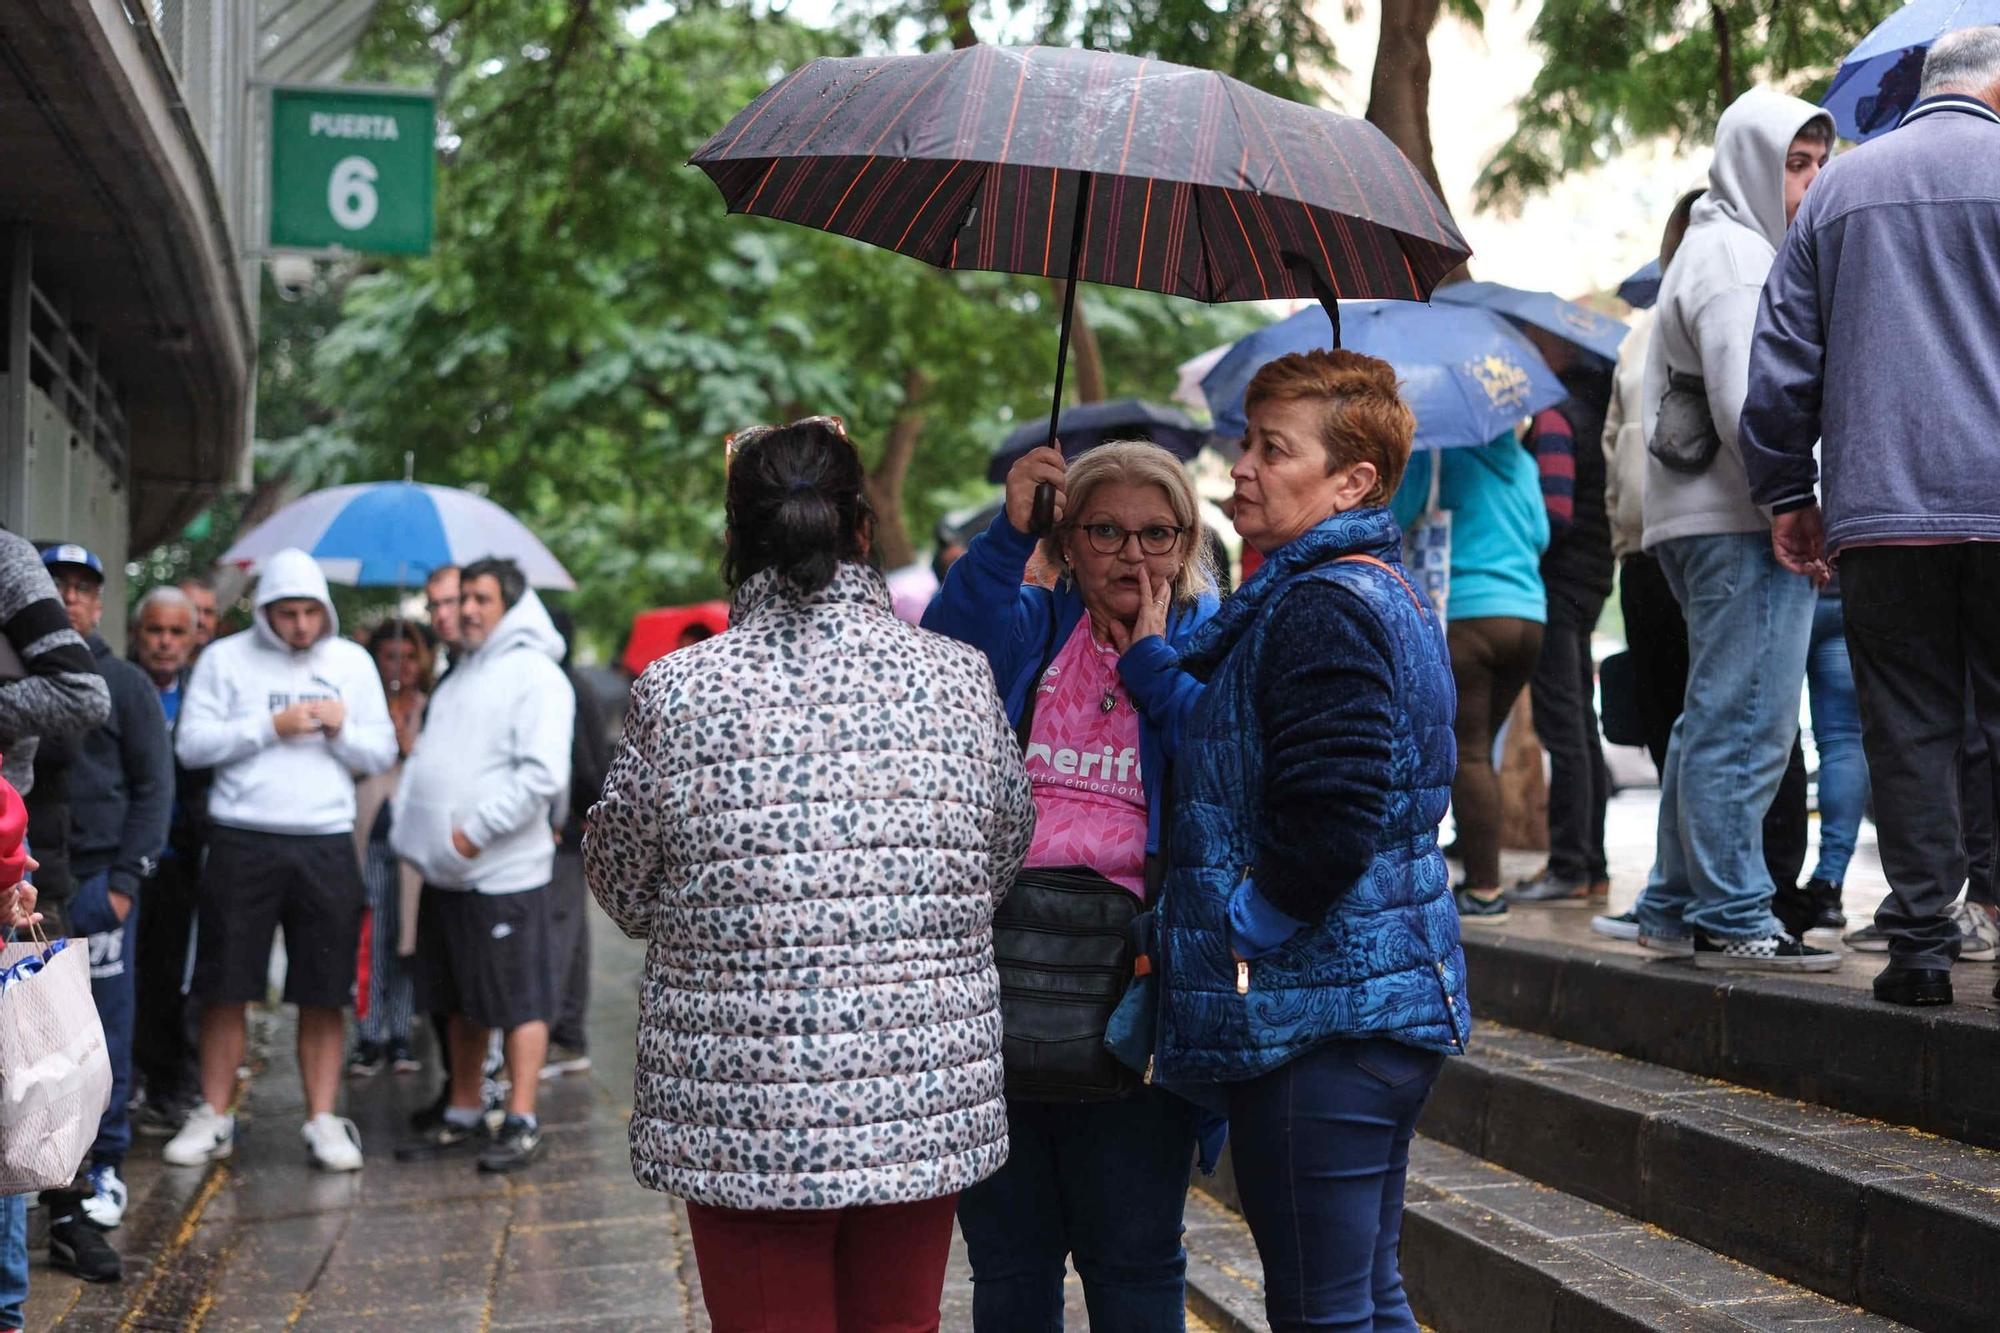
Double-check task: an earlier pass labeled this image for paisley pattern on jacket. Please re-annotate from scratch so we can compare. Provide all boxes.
[1155,507,1469,1083]
[584,563,1035,1211]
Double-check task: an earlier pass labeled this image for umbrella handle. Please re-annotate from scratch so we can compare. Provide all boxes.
[1034,171,1095,536]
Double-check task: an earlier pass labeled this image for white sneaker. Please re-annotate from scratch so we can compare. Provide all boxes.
[1951,899,2000,963]
[302,1113,365,1172]
[79,1162,127,1229]
[162,1104,235,1167]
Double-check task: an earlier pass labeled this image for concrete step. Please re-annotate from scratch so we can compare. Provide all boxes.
[1420,1020,2000,1332]
[1403,1137,1911,1333]
[1460,931,2000,1151]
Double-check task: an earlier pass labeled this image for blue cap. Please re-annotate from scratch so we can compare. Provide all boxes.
[39,543,104,580]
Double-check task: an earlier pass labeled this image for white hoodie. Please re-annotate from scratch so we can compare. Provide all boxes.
[1641,88,1833,550]
[176,548,398,835]
[392,586,574,894]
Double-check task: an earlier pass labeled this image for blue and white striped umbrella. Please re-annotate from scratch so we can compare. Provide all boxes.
[220,482,574,589]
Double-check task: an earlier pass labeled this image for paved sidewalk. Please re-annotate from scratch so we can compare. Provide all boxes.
[30,909,1233,1330]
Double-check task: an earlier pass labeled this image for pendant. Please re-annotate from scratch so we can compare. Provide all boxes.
[1100,690,1118,714]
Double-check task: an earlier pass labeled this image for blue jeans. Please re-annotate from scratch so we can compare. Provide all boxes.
[1227,1038,1445,1333]
[67,872,138,1167]
[958,1086,1198,1332]
[0,1193,22,1329]
[1638,534,1816,941]
[1807,595,1868,886]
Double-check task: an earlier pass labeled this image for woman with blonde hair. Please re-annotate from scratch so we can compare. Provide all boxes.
[925,438,1220,1331]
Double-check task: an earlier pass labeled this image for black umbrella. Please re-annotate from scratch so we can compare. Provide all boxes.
[692,44,1471,530]
[987,399,1204,483]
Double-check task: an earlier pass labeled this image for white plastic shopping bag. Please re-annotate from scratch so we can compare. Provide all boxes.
[0,935,113,1192]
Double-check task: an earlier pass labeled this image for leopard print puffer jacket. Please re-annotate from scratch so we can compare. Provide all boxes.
[585,563,1034,1211]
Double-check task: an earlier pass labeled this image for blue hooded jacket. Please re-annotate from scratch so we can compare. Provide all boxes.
[921,512,1219,861]
[1156,507,1469,1083]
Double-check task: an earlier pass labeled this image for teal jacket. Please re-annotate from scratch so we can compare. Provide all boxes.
[1392,433,1550,623]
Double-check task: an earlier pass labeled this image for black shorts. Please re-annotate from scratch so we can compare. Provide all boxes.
[193,826,366,1009]
[413,884,553,1032]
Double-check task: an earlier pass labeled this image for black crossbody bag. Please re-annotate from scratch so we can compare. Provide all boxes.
[993,613,1144,1103]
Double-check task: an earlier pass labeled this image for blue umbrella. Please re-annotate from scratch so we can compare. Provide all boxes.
[1431,280,1628,365]
[1200,301,1568,448]
[1822,0,2000,142]
[219,481,574,589]
[1618,259,1662,310]
[988,399,1206,482]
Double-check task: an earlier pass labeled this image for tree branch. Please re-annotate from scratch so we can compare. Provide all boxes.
[1711,3,1736,106]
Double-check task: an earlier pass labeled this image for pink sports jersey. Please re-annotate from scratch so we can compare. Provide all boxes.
[1022,619,1149,896]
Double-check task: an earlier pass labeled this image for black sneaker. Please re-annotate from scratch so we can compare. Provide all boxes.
[1693,930,1841,973]
[409,1087,451,1133]
[394,1115,487,1162]
[346,1041,386,1077]
[1512,871,1590,904]
[1454,886,1510,922]
[478,1116,543,1174]
[1772,882,1817,939]
[47,1195,121,1283]
[1803,878,1848,930]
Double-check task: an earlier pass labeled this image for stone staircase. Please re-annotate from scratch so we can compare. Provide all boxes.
[1185,929,2000,1332]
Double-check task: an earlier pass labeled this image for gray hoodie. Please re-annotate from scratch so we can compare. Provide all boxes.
[392,587,574,894]
[1641,89,1834,550]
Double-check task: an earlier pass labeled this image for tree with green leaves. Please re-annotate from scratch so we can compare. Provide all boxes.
[249,1,1257,649]
[1479,0,1899,210]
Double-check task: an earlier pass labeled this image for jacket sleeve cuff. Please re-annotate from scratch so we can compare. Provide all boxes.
[1228,878,1308,959]
[1768,494,1817,516]
[107,871,140,897]
[1116,635,1178,702]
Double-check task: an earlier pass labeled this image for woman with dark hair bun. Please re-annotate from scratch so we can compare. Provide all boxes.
[587,416,1036,1332]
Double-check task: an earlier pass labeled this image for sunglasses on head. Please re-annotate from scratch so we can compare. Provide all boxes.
[724,414,847,461]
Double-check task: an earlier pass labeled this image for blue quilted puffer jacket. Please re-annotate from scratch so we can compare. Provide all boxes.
[1155,506,1469,1083]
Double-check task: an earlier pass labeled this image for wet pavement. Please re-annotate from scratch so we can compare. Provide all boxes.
[27,908,1232,1330]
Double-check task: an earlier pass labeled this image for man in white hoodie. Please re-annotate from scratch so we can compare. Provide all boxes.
[392,557,574,1173]
[165,549,397,1171]
[1629,89,1837,974]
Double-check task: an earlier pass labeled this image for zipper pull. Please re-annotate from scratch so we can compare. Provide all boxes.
[1143,1054,1155,1085]
[1235,960,1250,995]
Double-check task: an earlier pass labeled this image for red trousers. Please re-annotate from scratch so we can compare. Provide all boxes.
[685,1193,958,1333]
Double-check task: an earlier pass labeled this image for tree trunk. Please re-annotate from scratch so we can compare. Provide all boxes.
[1710,3,1737,106]
[1500,691,1550,854]
[1047,279,1108,405]
[1366,0,1447,200]
[863,369,930,570]
[1366,0,1472,286]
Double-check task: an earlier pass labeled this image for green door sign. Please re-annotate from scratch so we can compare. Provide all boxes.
[269,86,435,254]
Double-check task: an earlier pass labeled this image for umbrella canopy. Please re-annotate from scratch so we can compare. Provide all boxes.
[1200,301,1567,449]
[623,602,730,676]
[1822,0,2000,141]
[693,44,1471,533]
[1432,280,1628,365]
[692,45,1471,306]
[1618,259,1662,310]
[988,399,1205,481]
[220,482,574,590]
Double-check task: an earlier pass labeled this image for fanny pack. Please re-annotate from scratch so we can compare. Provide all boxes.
[992,865,1142,1102]
[994,612,1148,1103]
[1647,370,1723,474]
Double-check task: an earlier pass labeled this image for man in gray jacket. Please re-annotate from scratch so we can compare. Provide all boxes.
[1742,27,2000,1007]
[393,557,574,1173]
[1631,87,1839,973]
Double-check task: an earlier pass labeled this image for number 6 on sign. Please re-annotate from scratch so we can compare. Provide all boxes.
[329,156,380,231]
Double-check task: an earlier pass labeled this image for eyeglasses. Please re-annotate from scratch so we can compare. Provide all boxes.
[1075,522,1187,557]
[724,414,847,460]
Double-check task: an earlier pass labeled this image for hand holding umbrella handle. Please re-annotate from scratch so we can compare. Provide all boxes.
[1030,482,1058,534]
